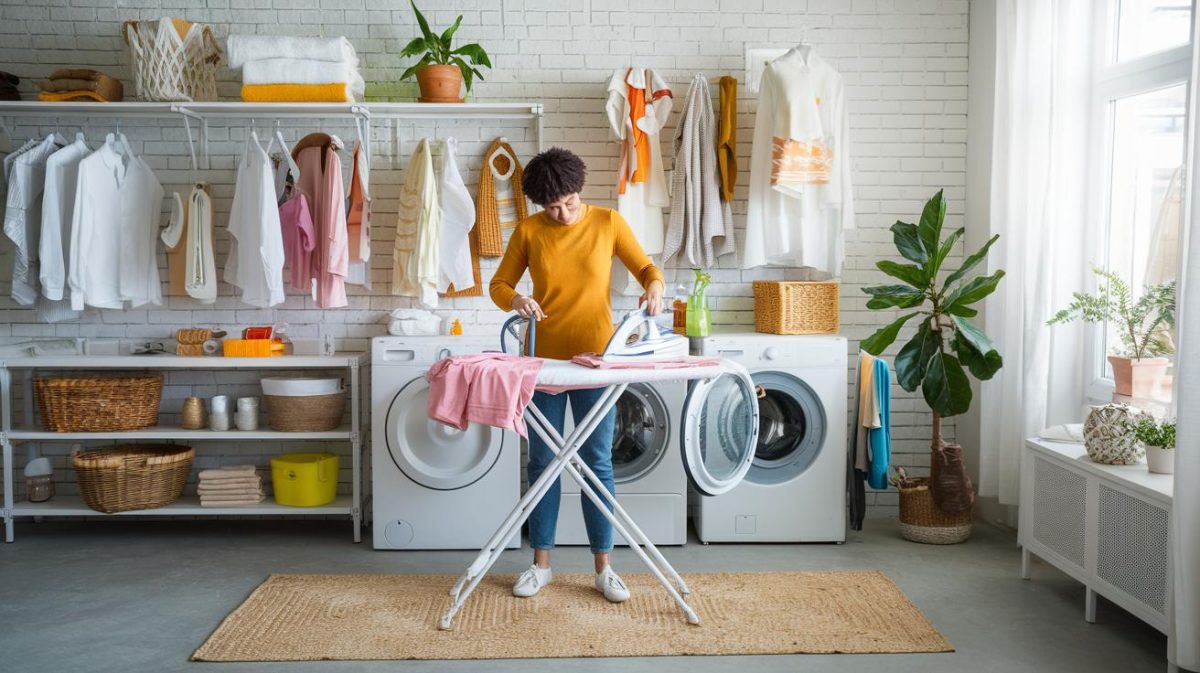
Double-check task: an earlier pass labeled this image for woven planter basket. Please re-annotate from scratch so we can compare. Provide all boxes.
[264,392,346,432]
[897,477,973,545]
[34,374,163,432]
[73,444,194,513]
[752,280,840,335]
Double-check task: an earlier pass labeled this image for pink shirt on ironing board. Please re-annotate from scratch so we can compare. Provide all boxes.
[426,353,543,437]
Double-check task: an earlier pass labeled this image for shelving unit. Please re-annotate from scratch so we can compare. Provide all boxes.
[0,353,366,543]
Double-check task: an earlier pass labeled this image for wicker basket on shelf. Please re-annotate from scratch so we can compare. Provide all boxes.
[34,374,163,432]
[896,477,973,544]
[73,444,194,513]
[752,280,840,335]
[263,392,346,432]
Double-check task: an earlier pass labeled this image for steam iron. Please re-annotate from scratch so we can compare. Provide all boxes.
[602,309,690,362]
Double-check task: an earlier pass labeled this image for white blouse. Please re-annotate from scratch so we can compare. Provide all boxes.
[225,132,285,308]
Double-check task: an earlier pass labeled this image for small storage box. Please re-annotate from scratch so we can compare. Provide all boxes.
[752,280,840,335]
[271,452,338,507]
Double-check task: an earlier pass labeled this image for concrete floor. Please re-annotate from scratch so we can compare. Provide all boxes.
[0,518,1168,673]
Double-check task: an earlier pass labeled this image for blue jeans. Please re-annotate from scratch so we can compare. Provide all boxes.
[526,387,617,554]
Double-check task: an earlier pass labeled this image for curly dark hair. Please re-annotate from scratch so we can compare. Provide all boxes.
[522,147,587,205]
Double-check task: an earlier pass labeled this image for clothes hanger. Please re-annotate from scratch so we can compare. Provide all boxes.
[273,120,301,183]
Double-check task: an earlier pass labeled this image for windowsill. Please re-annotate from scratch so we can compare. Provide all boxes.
[1089,375,1175,417]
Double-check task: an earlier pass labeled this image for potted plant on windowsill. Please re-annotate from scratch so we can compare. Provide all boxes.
[399,1,492,103]
[861,190,1005,544]
[1047,266,1176,398]
[1132,417,1176,474]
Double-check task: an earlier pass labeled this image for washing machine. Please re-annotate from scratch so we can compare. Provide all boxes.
[692,331,848,543]
[371,335,520,550]
[552,380,689,546]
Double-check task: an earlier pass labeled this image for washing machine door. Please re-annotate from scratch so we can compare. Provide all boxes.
[610,383,670,484]
[384,376,507,490]
[680,364,759,496]
[747,371,827,485]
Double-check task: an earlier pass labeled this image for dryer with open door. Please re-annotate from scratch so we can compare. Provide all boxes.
[371,336,520,550]
[681,365,761,497]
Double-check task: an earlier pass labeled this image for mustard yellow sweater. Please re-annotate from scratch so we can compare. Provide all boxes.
[489,205,665,360]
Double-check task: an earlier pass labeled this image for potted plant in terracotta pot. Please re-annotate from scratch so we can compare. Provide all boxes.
[1047,266,1175,398]
[399,1,492,102]
[860,190,1005,544]
[1132,417,1176,474]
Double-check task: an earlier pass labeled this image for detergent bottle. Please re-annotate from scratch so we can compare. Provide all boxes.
[685,269,711,337]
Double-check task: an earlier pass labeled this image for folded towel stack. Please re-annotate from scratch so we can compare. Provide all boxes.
[227,35,364,103]
[37,69,124,103]
[0,71,18,101]
[197,464,265,507]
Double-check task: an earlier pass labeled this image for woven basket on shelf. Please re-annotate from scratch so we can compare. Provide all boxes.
[34,374,163,432]
[73,444,194,513]
[121,18,221,102]
[752,280,840,335]
[896,477,974,545]
[264,392,346,432]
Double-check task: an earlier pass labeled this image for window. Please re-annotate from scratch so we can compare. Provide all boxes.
[1090,0,1192,399]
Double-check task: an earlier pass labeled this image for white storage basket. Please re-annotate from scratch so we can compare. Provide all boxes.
[121,17,221,102]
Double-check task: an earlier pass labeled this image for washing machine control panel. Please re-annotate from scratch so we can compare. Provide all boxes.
[698,333,847,368]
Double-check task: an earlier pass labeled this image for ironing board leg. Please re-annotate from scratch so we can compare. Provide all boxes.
[526,401,692,597]
[526,417,701,626]
[440,385,627,630]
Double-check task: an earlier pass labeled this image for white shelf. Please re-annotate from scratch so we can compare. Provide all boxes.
[0,353,365,369]
[0,100,541,120]
[6,425,352,441]
[12,494,353,517]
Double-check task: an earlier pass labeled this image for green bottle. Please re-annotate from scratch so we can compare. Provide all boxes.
[685,269,711,337]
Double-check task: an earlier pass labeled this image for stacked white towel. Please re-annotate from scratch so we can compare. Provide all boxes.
[197,464,265,507]
[227,35,364,102]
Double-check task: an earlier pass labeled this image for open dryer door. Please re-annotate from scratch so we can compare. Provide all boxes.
[680,365,760,496]
[384,377,508,491]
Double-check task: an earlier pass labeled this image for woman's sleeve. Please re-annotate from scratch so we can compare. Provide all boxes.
[612,211,665,290]
[488,225,528,311]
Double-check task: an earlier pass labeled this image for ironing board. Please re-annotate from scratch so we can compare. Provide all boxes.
[438,358,755,630]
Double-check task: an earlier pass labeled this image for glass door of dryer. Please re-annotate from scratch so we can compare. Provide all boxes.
[680,367,760,496]
[384,376,507,491]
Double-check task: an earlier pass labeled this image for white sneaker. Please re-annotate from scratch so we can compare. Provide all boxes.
[595,566,630,603]
[512,564,552,597]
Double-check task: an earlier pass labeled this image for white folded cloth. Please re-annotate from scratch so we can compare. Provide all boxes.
[1037,423,1085,443]
[197,465,257,480]
[227,35,358,69]
[242,58,365,97]
[198,487,263,496]
[200,495,265,507]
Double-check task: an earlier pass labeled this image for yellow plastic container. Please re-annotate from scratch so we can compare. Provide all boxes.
[270,452,338,507]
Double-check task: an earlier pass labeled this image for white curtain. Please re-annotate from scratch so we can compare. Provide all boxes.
[1171,9,1200,669]
[979,0,1097,505]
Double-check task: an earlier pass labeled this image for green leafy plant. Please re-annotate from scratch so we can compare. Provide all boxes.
[860,190,1005,451]
[1046,266,1176,359]
[1131,417,1175,449]
[399,1,492,95]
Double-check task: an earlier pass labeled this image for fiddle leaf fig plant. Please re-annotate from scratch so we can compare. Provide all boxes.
[399,0,492,94]
[861,190,1005,429]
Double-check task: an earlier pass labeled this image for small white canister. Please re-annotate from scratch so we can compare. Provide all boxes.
[236,396,260,431]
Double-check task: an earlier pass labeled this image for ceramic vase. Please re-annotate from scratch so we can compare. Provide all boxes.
[1144,445,1175,474]
[1083,403,1151,465]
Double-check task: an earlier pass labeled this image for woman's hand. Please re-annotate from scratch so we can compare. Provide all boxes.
[641,280,665,316]
[511,295,547,321]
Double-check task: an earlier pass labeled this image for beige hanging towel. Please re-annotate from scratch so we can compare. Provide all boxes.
[476,138,528,257]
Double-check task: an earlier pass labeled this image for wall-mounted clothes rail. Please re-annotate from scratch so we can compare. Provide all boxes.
[0,101,544,168]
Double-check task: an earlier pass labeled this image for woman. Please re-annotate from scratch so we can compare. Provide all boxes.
[489,147,665,603]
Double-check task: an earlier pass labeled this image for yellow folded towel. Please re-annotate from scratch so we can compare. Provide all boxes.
[240,82,353,103]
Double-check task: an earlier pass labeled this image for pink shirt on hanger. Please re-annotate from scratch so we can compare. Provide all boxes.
[279,189,315,292]
[294,141,348,308]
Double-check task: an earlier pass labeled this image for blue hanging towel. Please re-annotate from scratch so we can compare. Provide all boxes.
[867,356,891,490]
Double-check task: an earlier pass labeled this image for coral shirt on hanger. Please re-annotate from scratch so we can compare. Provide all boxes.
[292,133,349,309]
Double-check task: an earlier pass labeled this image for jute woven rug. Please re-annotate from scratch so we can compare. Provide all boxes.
[192,570,952,661]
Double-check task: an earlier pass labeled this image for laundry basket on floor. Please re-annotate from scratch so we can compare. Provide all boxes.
[73,444,194,513]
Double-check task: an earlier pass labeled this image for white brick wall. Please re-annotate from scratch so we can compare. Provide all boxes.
[0,0,969,519]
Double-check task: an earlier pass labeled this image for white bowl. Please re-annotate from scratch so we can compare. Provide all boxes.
[260,377,343,397]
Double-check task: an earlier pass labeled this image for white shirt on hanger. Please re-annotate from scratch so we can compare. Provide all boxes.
[39,134,90,303]
[69,135,164,311]
[744,45,855,275]
[5,134,59,305]
[436,137,476,293]
[224,132,285,308]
